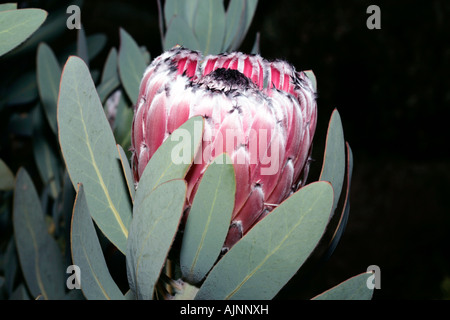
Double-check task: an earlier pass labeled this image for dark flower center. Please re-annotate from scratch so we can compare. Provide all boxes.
[198,68,256,92]
[209,68,251,87]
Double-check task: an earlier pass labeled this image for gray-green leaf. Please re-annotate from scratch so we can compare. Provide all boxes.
[0,8,47,56]
[32,105,61,199]
[126,179,187,300]
[58,56,132,253]
[0,158,14,191]
[118,28,147,104]
[180,153,236,284]
[13,168,65,300]
[319,109,346,214]
[163,15,200,51]
[37,42,61,135]
[193,0,225,55]
[71,183,125,300]
[312,272,374,300]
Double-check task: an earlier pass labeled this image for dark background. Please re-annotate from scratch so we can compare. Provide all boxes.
[5,0,450,299]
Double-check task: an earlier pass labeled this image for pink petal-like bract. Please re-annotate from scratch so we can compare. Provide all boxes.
[131,46,317,249]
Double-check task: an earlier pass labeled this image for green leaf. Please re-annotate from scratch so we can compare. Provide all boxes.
[3,238,18,296]
[312,272,374,300]
[193,0,225,55]
[163,0,199,30]
[8,6,67,58]
[13,168,65,300]
[101,47,118,83]
[58,56,132,254]
[164,0,184,28]
[0,3,17,12]
[183,0,200,28]
[163,15,200,51]
[0,158,14,191]
[32,105,61,199]
[77,27,89,66]
[304,70,317,92]
[71,183,125,300]
[134,116,204,206]
[140,45,151,64]
[323,142,353,260]
[319,109,346,214]
[223,0,247,51]
[112,91,133,154]
[250,32,260,55]
[180,153,236,284]
[224,0,257,51]
[126,179,187,300]
[86,33,107,62]
[37,42,61,135]
[117,144,135,203]
[0,8,47,56]
[97,48,120,103]
[118,28,147,104]
[196,181,334,300]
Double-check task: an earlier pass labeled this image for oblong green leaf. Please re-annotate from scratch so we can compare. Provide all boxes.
[304,70,317,93]
[32,105,61,199]
[97,48,120,103]
[163,15,200,51]
[58,56,132,254]
[164,0,183,28]
[0,3,17,12]
[118,28,147,104]
[225,0,258,51]
[323,142,353,260]
[37,42,61,135]
[9,6,66,58]
[193,0,225,55]
[312,272,374,300]
[183,0,200,28]
[112,91,133,153]
[13,168,65,300]
[196,181,334,300]
[86,33,107,62]
[71,183,125,300]
[319,109,346,214]
[126,179,187,300]
[0,8,47,56]
[223,0,247,51]
[76,27,89,66]
[134,116,204,207]
[117,144,135,203]
[180,153,236,284]
[0,158,14,191]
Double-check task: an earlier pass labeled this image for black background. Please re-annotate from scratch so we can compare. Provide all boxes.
[4,0,450,299]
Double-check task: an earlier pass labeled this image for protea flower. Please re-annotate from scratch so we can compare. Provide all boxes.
[131,46,317,249]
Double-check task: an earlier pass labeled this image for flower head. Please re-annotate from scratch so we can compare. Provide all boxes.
[131,46,317,248]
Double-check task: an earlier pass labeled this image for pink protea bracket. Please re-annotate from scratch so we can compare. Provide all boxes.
[131,46,317,248]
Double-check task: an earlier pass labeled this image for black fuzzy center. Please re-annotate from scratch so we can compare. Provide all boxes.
[209,68,251,88]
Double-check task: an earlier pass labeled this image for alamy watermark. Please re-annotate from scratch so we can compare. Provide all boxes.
[366,265,381,289]
[366,5,381,30]
[66,5,81,30]
[66,265,81,290]
[170,120,281,175]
